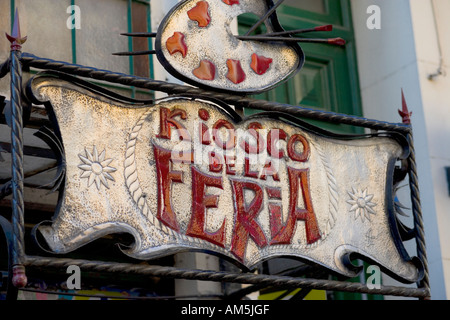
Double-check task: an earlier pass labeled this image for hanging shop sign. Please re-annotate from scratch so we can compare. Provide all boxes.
[28,75,420,284]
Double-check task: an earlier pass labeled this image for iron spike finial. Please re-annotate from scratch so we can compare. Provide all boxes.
[6,8,27,51]
[398,89,412,125]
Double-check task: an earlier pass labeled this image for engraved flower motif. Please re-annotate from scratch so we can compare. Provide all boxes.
[347,187,376,222]
[78,146,117,190]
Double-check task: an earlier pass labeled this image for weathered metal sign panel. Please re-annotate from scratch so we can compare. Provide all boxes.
[29,76,419,283]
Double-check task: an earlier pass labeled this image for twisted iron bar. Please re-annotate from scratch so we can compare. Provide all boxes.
[406,133,430,294]
[19,287,223,300]
[20,53,411,134]
[24,256,429,298]
[9,51,26,276]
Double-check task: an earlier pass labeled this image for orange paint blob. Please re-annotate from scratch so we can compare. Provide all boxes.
[223,0,240,5]
[250,53,273,75]
[193,60,216,81]
[226,59,246,84]
[187,1,211,28]
[166,32,188,58]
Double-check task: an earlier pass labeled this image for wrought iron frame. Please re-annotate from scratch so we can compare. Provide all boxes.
[0,47,430,300]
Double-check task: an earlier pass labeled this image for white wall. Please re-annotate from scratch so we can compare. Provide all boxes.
[351,0,447,299]
[409,0,450,299]
[151,0,184,93]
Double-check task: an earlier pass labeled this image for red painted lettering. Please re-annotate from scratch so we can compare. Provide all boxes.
[224,155,236,175]
[269,203,283,240]
[212,119,236,150]
[267,129,287,159]
[209,152,223,173]
[200,122,211,145]
[267,187,283,239]
[153,143,183,231]
[186,167,225,247]
[270,167,321,245]
[198,109,211,145]
[198,108,210,121]
[287,134,310,162]
[240,122,265,154]
[230,180,268,261]
[244,157,259,178]
[259,159,280,181]
[157,107,190,141]
[266,187,282,199]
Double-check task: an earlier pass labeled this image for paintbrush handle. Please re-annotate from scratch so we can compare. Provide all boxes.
[112,50,157,56]
[236,35,345,46]
[259,25,333,37]
[120,32,157,38]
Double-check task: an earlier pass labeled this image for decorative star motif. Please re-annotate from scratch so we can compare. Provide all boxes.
[78,146,117,190]
[347,187,377,222]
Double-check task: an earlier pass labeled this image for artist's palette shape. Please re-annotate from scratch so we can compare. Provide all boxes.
[156,0,304,94]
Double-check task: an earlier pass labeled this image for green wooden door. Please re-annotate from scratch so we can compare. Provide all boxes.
[240,0,363,134]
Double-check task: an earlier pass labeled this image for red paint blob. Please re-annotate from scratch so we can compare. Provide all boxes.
[223,0,240,5]
[166,32,188,58]
[250,53,273,75]
[193,60,216,81]
[226,59,246,84]
[187,1,211,28]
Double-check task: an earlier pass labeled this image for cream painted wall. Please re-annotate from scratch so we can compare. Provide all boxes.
[351,0,447,299]
[151,0,183,89]
[409,0,450,300]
